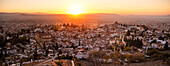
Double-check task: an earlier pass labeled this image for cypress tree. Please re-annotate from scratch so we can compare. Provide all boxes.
[164,42,168,50]
[55,43,58,50]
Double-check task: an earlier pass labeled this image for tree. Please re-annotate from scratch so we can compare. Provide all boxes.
[114,51,123,60]
[139,39,143,48]
[141,25,148,31]
[21,48,24,53]
[146,49,160,56]
[33,51,38,60]
[58,50,62,55]
[55,43,58,50]
[158,36,164,40]
[43,43,46,49]
[164,42,168,50]
[46,49,49,57]
[125,53,145,62]
[124,47,132,51]
[126,30,130,36]
[20,58,23,66]
[167,57,170,65]
[165,34,170,38]
[55,61,63,66]
[139,31,144,36]
[0,49,4,66]
[78,39,81,46]
[70,43,75,49]
[33,45,38,60]
[153,29,156,32]
[162,30,165,33]
[103,55,111,59]
[151,40,157,44]
[0,27,3,33]
[125,38,143,48]
[0,49,3,59]
[88,51,105,65]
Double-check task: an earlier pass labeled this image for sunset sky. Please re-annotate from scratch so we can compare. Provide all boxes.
[0,0,170,15]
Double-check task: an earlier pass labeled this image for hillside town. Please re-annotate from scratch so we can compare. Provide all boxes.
[0,22,170,66]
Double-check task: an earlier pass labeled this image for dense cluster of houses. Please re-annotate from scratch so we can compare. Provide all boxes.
[0,22,169,65]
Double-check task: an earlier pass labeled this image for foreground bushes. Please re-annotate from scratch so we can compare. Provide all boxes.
[146,49,170,60]
[125,52,145,62]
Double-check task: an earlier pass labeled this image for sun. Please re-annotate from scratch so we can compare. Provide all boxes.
[68,4,85,15]
[69,8,84,15]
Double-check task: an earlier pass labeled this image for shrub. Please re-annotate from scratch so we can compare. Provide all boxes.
[146,49,160,56]
[167,57,170,65]
[113,51,123,59]
[124,47,132,51]
[125,53,145,62]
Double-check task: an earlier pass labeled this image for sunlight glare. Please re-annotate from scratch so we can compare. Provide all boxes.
[68,4,85,15]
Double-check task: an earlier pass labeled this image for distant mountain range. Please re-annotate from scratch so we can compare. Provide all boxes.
[0,12,169,16]
[0,12,119,16]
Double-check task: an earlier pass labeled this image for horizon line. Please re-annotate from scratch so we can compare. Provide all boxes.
[0,12,170,16]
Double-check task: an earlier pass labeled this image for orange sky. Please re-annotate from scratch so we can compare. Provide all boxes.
[0,0,170,15]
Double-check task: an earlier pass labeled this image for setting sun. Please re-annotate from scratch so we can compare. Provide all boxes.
[69,8,84,15]
[68,4,85,15]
